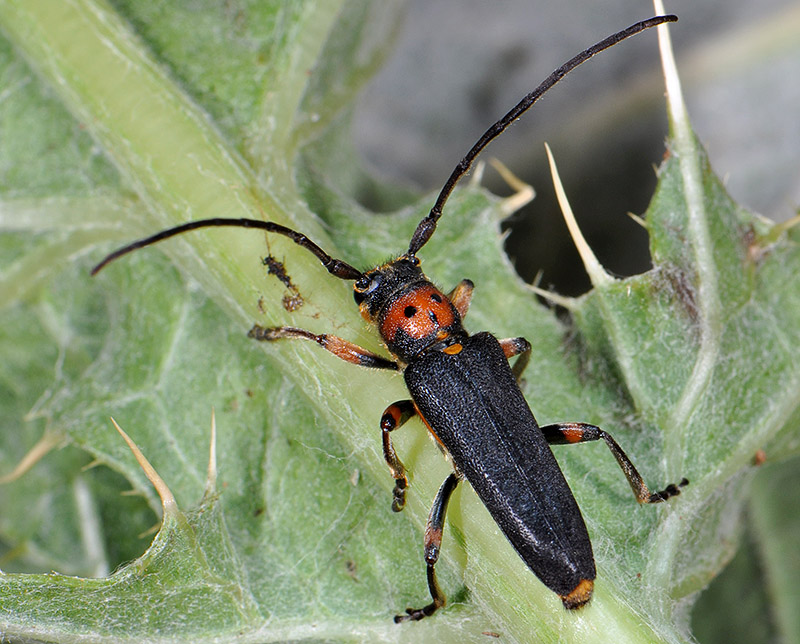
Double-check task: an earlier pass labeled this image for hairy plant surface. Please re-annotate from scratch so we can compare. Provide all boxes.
[0,2,797,643]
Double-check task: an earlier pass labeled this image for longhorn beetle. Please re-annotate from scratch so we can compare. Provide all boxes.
[93,15,687,622]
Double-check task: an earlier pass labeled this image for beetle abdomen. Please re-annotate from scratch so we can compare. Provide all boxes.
[405,332,596,599]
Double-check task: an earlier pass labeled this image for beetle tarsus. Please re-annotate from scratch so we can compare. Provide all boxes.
[647,477,689,503]
[395,563,447,623]
[394,599,441,623]
[391,479,407,512]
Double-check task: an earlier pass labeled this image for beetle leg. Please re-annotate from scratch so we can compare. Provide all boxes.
[540,422,688,503]
[248,325,398,370]
[380,400,417,511]
[447,279,474,319]
[395,472,460,623]
[497,336,531,381]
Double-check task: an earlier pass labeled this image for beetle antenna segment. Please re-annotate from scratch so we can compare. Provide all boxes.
[406,14,678,257]
[91,217,363,280]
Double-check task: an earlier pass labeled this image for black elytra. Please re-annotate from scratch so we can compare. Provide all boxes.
[404,332,596,599]
[92,15,687,623]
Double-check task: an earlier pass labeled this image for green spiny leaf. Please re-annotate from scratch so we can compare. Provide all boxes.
[0,2,797,643]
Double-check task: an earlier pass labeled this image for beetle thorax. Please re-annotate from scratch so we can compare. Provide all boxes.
[353,256,465,362]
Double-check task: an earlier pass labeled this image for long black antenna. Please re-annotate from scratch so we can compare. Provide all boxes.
[94,16,676,279]
[406,14,677,256]
[91,218,363,280]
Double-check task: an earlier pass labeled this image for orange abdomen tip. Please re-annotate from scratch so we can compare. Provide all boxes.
[560,578,594,610]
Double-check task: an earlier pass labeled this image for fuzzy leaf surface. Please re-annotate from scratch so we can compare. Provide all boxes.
[0,2,797,643]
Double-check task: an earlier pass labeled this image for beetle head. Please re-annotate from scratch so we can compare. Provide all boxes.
[353,255,425,321]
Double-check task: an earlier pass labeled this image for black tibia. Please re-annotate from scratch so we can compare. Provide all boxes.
[395,472,460,623]
[380,400,417,512]
[539,422,689,503]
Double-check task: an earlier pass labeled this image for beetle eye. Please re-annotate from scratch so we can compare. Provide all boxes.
[353,274,381,305]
